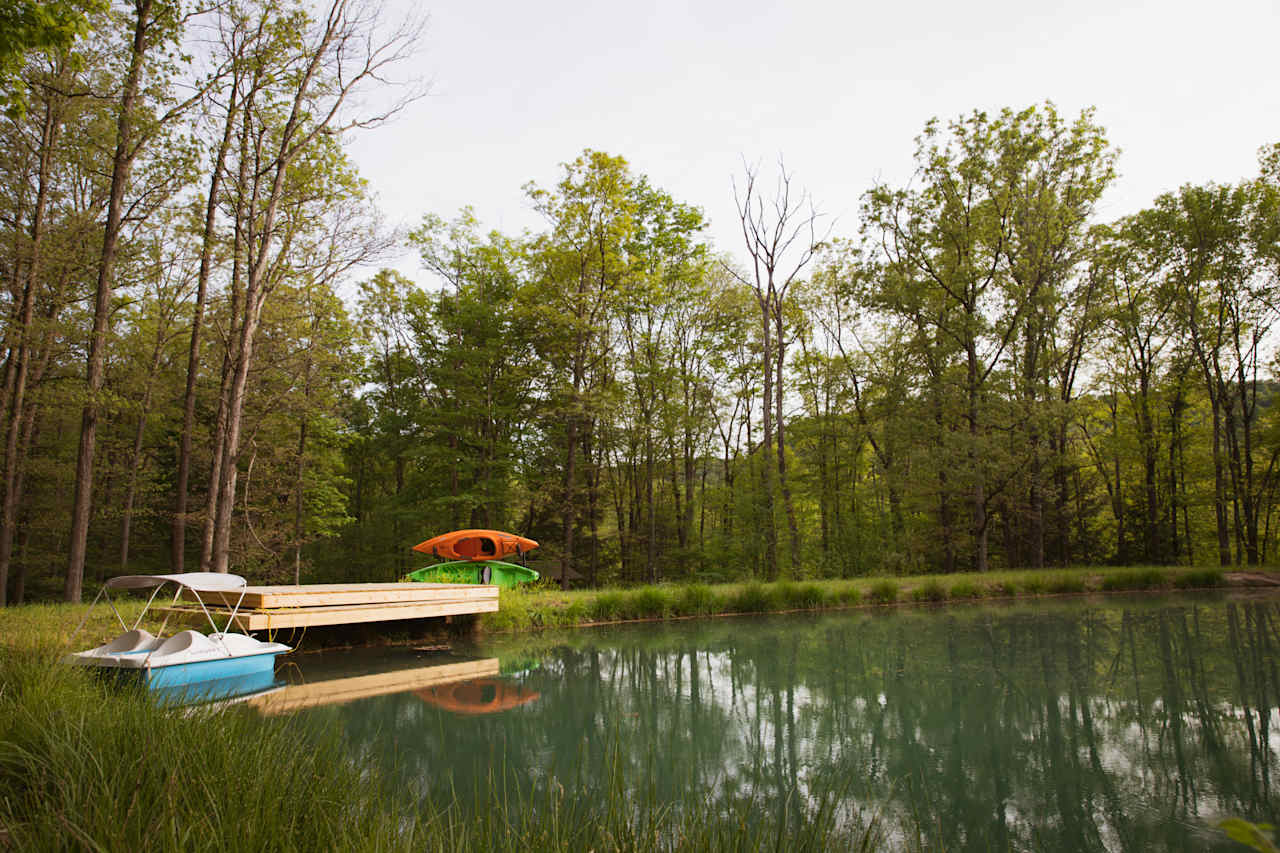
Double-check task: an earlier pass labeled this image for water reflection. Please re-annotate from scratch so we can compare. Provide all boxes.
[287,596,1280,851]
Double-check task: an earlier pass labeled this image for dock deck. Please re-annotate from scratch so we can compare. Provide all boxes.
[159,582,498,631]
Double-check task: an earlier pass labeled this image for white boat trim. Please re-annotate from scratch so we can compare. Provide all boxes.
[68,572,251,659]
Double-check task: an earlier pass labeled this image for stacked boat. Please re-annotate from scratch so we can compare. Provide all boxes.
[405,529,541,588]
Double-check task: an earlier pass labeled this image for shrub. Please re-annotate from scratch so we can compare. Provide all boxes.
[1175,569,1227,589]
[1047,574,1086,594]
[621,586,671,620]
[1022,576,1047,595]
[834,585,862,606]
[729,581,779,613]
[911,580,946,602]
[675,583,717,616]
[777,581,825,610]
[1101,568,1167,591]
[948,580,982,599]
[590,591,626,622]
[992,580,1018,598]
[868,580,899,604]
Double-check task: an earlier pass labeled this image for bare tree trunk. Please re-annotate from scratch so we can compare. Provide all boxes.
[774,309,800,572]
[67,0,155,602]
[0,91,58,604]
[173,69,239,571]
[119,346,163,570]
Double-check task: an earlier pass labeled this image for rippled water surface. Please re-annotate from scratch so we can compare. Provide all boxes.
[275,593,1280,851]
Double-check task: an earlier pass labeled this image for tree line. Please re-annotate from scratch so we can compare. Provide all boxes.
[2,2,1278,603]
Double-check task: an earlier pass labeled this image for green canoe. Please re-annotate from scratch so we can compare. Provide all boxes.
[405,559,539,589]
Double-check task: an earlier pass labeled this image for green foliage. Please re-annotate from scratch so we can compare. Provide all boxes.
[729,582,780,613]
[1218,818,1280,853]
[869,580,899,604]
[1100,569,1167,591]
[674,583,717,616]
[590,591,627,622]
[1047,574,1087,595]
[911,579,947,602]
[0,651,415,850]
[1174,569,1226,589]
[1022,576,1048,595]
[621,586,672,620]
[948,580,983,599]
[834,585,863,606]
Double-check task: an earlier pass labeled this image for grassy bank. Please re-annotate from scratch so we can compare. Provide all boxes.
[479,565,1233,632]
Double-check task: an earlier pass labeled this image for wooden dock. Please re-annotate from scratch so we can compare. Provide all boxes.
[158,582,498,631]
[249,657,500,715]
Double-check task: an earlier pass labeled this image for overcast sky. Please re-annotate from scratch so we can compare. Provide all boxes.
[345,0,1280,280]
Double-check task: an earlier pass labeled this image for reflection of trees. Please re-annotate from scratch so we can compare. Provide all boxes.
[305,599,1280,851]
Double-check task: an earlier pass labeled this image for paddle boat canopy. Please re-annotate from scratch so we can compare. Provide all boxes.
[67,573,290,693]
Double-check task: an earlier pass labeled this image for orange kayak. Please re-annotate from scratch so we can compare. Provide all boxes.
[416,679,541,715]
[411,529,538,562]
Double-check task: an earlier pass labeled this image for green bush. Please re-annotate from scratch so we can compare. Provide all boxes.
[1047,574,1086,594]
[1175,569,1227,589]
[621,586,672,620]
[993,580,1018,597]
[948,580,982,599]
[834,585,862,606]
[590,591,627,621]
[729,581,779,613]
[868,580,899,604]
[1022,576,1047,595]
[674,583,717,616]
[777,581,825,610]
[911,580,946,602]
[1100,568,1167,591]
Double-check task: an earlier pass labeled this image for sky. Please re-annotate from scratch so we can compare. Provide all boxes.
[344,0,1280,281]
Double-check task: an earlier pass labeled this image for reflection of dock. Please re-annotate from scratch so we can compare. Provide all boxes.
[157,582,499,630]
[250,657,500,715]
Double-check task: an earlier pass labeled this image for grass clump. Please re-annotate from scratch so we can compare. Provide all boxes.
[590,591,627,622]
[834,585,862,606]
[621,586,672,620]
[0,651,416,851]
[1046,574,1087,594]
[911,579,947,602]
[777,581,826,610]
[1101,568,1167,591]
[1175,569,1226,589]
[1021,576,1048,595]
[868,580,899,605]
[948,580,983,599]
[674,583,717,616]
[729,581,780,613]
[992,580,1018,597]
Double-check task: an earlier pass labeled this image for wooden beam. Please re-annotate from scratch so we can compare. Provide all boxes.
[250,658,501,715]
[183,582,498,610]
[157,597,498,631]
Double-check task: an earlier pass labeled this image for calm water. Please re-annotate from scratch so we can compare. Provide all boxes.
[273,594,1280,851]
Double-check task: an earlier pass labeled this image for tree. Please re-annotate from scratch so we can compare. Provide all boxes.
[729,158,824,578]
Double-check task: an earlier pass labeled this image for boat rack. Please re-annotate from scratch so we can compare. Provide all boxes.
[157,582,499,631]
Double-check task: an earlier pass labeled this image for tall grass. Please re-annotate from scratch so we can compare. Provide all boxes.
[0,644,882,851]
[0,649,412,851]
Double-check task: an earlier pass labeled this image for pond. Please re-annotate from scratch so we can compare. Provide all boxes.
[269,593,1280,851]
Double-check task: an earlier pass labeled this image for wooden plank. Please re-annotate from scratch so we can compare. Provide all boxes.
[183,582,498,610]
[156,597,499,631]
[250,658,501,715]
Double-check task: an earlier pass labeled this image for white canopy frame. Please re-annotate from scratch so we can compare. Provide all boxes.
[68,573,250,654]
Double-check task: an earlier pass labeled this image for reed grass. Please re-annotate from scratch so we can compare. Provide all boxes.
[0,635,879,852]
[477,564,1246,633]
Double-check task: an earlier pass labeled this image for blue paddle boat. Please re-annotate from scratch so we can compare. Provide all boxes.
[67,573,290,690]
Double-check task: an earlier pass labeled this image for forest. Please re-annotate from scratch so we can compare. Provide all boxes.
[2,0,1279,604]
